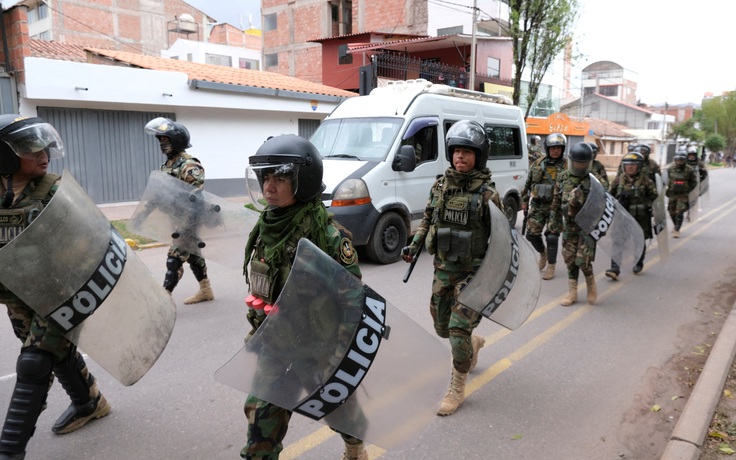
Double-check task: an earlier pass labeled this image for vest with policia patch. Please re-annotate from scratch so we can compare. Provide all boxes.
[0,174,60,300]
[426,173,492,268]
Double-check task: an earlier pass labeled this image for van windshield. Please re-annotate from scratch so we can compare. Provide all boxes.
[310,118,403,161]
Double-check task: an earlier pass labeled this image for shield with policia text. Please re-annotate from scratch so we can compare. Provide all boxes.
[651,173,669,262]
[456,200,541,330]
[0,172,176,386]
[575,174,645,268]
[687,173,701,223]
[215,239,450,451]
[128,170,259,268]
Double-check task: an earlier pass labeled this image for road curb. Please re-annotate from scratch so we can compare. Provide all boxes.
[661,301,736,459]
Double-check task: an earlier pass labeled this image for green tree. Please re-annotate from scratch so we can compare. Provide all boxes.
[508,0,580,118]
[669,118,704,145]
[701,91,736,155]
[704,132,725,155]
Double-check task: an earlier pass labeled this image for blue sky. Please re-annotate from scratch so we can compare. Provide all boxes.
[184,0,260,29]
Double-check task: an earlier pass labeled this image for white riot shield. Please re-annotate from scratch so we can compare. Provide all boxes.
[687,172,700,223]
[456,201,541,330]
[651,173,669,262]
[699,172,710,208]
[215,239,449,451]
[0,172,176,386]
[129,171,259,268]
[575,174,645,268]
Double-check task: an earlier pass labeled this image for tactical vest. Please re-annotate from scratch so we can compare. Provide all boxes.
[668,166,691,195]
[426,180,490,265]
[0,174,59,248]
[616,174,648,217]
[560,173,590,219]
[530,159,561,201]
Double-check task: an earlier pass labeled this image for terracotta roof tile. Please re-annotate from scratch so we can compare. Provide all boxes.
[86,48,356,99]
[30,40,95,62]
[585,118,637,138]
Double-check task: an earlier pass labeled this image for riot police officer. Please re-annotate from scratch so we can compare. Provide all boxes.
[528,135,543,162]
[666,150,698,238]
[402,120,503,416]
[0,115,110,459]
[242,135,367,460]
[549,142,598,306]
[633,144,661,181]
[144,117,214,304]
[686,145,708,183]
[605,152,658,279]
[521,133,566,281]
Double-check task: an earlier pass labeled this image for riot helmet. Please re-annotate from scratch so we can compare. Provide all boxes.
[0,114,64,175]
[544,133,567,164]
[445,120,489,168]
[568,142,593,177]
[621,152,644,176]
[246,134,325,210]
[633,144,651,159]
[686,147,699,165]
[144,117,192,155]
[586,142,599,159]
[531,135,542,146]
[674,150,687,166]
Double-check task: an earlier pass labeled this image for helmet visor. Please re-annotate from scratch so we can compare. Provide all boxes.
[568,159,591,177]
[445,121,486,146]
[144,117,175,136]
[2,122,64,161]
[245,163,300,211]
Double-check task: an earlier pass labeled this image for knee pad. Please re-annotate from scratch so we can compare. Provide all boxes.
[166,256,184,272]
[189,257,207,281]
[164,256,184,291]
[545,232,559,248]
[16,348,54,385]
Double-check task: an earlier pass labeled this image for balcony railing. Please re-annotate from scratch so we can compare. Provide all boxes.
[371,52,513,92]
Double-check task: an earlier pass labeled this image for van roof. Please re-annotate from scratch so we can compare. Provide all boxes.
[370,79,513,105]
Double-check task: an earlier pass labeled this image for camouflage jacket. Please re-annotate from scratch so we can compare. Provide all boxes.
[609,171,658,218]
[666,164,698,198]
[549,170,593,234]
[591,160,609,189]
[161,152,205,189]
[522,157,564,205]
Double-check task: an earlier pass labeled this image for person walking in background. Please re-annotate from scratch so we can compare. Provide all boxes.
[144,117,215,304]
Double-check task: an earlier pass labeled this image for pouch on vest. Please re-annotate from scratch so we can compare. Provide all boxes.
[447,229,472,262]
[250,258,278,303]
[531,183,553,200]
[436,227,451,254]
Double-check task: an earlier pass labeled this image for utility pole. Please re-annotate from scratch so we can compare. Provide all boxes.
[469,0,478,91]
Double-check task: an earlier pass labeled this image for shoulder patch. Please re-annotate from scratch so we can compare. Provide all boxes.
[339,237,357,265]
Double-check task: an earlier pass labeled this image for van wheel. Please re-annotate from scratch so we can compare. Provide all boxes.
[503,195,519,227]
[365,212,407,265]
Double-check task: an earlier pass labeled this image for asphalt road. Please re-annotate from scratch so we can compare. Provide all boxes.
[1,168,735,459]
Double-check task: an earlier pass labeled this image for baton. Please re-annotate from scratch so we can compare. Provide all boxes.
[402,240,424,283]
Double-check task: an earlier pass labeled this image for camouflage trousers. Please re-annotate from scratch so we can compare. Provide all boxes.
[667,195,690,219]
[4,296,73,362]
[430,267,483,373]
[242,396,363,459]
[525,202,553,236]
[561,230,596,280]
[168,246,208,280]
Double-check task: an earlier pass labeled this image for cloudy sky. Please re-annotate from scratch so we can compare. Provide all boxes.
[184,0,735,105]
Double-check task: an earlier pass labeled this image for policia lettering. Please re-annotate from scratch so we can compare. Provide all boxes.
[589,193,616,241]
[49,227,127,332]
[296,287,387,420]
[481,228,521,317]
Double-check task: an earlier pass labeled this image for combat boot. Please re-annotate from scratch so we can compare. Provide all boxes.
[542,263,556,280]
[538,249,547,270]
[468,335,486,373]
[585,274,597,305]
[672,229,680,238]
[605,261,620,281]
[184,278,214,304]
[561,279,577,307]
[437,368,468,416]
[52,353,111,434]
[341,440,369,460]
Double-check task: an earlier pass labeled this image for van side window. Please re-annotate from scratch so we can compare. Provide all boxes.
[485,126,521,159]
[402,125,438,165]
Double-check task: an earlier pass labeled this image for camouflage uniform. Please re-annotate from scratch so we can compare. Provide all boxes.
[407,167,501,373]
[591,159,609,189]
[241,197,362,460]
[549,171,596,281]
[160,152,210,291]
[607,166,658,275]
[521,157,564,268]
[528,144,543,162]
[666,162,698,232]
[0,174,109,454]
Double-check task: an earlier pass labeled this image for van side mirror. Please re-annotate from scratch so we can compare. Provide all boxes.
[393,145,417,172]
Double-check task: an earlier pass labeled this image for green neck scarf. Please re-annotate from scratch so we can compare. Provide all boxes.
[243,197,329,278]
[443,167,491,193]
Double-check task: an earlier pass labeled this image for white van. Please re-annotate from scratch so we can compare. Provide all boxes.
[309,79,529,264]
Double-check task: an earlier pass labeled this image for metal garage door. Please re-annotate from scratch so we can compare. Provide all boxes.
[39,107,175,204]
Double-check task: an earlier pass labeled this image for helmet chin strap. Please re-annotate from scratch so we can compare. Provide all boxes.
[2,174,13,208]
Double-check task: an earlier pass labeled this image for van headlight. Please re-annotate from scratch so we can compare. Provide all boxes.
[332,179,371,207]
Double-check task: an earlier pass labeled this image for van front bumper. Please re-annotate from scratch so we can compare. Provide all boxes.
[324,202,379,246]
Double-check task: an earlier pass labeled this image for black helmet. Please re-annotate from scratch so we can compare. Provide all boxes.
[568,142,593,177]
[445,120,489,167]
[246,134,325,208]
[621,152,644,175]
[0,114,65,175]
[544,133,567,163]
[144,117,192,151]
[586,142,599,159]
[531,135,542,146]
[674,150,687,165]
[633,144,651,159]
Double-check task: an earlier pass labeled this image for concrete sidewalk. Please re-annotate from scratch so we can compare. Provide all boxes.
[661,301,736,459]
[97,196,249,221]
